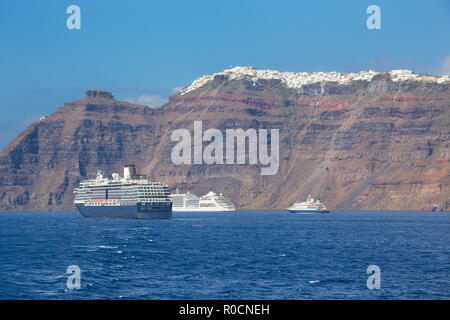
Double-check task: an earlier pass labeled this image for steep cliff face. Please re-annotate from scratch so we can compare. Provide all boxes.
[0,68,449,211]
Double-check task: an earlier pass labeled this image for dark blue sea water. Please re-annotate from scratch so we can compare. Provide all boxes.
[0,210,448,299]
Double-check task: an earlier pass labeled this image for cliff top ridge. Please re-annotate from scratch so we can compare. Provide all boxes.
[180,66,450,95]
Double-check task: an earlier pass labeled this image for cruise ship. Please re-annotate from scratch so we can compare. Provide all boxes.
[170,189,235,212]
[288,195,329,213]
[74,165,172,219]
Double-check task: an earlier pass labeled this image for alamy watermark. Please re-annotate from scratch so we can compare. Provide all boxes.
[171,121,279,175]
[366,265,381,290]
[66,5,81,30]
[66,265,81,289]
[366,5,381,30]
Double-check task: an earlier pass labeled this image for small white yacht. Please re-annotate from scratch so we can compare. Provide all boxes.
[288,195,329,213]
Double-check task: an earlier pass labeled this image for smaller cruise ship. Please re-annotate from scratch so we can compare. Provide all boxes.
[170,189,235,212]
[288,195,329,213]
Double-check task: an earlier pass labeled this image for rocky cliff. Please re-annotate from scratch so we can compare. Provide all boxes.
[0,67,449,211]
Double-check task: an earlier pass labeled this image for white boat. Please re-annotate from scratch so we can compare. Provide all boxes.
[288,195,329,213]
[170,189,235,212]
[74,165,172,219]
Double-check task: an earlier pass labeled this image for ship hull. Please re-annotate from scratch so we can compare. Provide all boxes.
[288,209,329,214]
[172,207,235,212]
[76,203,172,219]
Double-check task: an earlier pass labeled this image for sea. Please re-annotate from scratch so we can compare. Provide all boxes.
[0,210,448,300]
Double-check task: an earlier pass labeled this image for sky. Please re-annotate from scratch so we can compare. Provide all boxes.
[0,0,449,150]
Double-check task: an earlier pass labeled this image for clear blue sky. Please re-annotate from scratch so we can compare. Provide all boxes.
[0,0,449,150]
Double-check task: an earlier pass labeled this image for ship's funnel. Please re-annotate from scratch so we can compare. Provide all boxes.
[124,165,136,180]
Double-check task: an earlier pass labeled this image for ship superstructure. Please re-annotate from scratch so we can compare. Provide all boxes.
[74,165,172,219]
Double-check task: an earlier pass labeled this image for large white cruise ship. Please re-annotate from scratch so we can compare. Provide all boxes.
[74,165,172,219]
[288,195,329,214]
[170,189,235,212]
